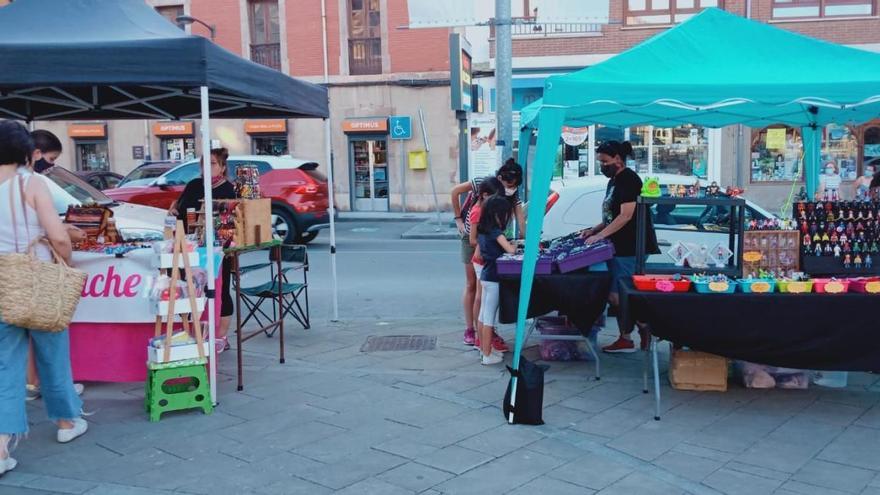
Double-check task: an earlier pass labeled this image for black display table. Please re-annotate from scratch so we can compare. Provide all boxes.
[498,269,611,332]
[618,278,880,419]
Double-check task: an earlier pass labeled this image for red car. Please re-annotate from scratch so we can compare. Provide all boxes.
[104,155,330,243]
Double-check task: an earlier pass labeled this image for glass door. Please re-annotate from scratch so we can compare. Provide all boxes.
[351,138,389,211]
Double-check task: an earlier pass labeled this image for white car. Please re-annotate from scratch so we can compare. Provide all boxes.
[43,166,165,240]
[542,173,777,262]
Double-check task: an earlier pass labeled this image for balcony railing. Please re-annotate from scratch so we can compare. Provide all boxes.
[490,17,603,37]
[250,43,281,71]
[349,38,382,75]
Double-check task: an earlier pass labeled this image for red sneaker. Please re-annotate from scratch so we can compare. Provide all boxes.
[602,337,636,354]
[463,327,476,346]
[492,335,509,353]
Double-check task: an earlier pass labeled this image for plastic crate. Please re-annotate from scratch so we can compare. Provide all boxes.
[632,275,691,292]
[849,277,880,294]
[777,280,814,294]
[738,278,777,294]
[812,278,850,294]
[691,277,737,294]
[555,240,615,273]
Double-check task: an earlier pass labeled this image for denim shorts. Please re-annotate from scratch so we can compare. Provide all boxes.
[607,256,636,294]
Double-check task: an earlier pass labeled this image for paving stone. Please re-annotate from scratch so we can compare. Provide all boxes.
[607,422,694,462]
[526,437,592,461]
[672,443,736,463]
[779,480,851,495]
[377,462,454,492]
[724,461,791,481]
[734,438,823,473]
[296,449,408,490]
[855,404,880,429]
[373,438,440,460]
[0,487,66,495]
[254,477,334,495]
[508,475,597,495]
[456,424,546,456]
[797,401,867,427]
[792,460,876,494]
[653,451,723,482]
[570,405,650,439]
[21,476,97,495]
[597,472,687,495]
[414,445,495,475]
[863,488,880,495]
[702,468,784,495]
[82,484,178,495]
[546,453,634,490]
[292,419,418,463]
[433,449,563,494]
[333,477,415,495]
[819,426,880,471]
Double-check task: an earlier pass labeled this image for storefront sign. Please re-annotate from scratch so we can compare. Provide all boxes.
[766,128,786,150]
[561,126,589,146]
[68,124,107,139]
[468,116,499,180]
[153,121,194,136]
[245,120,287,134]
[342,118,388,134]
[449,33,473,112]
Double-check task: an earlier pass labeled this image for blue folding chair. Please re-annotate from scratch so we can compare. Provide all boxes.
[236,244,310,333]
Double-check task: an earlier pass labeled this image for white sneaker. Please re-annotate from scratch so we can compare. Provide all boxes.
[25,384,40,401]
[481,352,504,365]
[57,418,88,444]
[0,457,17,476]
[73,383,84,396]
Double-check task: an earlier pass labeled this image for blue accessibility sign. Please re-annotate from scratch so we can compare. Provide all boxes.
[389,116,412,140]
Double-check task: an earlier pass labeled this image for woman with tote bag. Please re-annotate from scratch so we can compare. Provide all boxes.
[0,121,88,477]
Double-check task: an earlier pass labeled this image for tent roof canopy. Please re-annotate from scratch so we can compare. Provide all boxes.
[0,0,328,121]
[522,8,880,130]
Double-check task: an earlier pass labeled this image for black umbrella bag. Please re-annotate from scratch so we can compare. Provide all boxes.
[503,357,549,425]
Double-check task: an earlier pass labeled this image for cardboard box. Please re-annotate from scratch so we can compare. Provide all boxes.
[236,198,272,246]
[669,346,728,392]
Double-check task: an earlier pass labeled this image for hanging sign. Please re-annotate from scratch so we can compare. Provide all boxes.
[766,128,786,150]
[561,126,589,147]
[468,116,499,180]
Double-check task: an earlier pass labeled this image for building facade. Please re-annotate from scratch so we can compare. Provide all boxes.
[11,0,459,212]
[463,0,880,212]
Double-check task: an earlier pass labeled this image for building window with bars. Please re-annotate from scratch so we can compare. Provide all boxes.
[348,0,382,75]
[625,0,721,25]
[772,0,877,19]
[248,0,281,70]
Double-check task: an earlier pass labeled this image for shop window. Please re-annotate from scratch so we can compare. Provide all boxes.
[625,0,721,25]
[249,0,281,70]
[772,0,876,19]
[627,126,651,175]
[864,125,880,170]
[652,125,708,178]
[156,5,185,29]
[348,0,382,75]
[75,141,110,172]
[750,126,803,182]
[823,124,858,181]
[252,136,289,156]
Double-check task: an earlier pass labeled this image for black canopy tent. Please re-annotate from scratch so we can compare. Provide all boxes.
[0,0,330,402]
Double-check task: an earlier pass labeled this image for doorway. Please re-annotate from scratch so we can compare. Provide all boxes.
[350,137,389,211]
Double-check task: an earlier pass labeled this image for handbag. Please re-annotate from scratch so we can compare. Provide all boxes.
[0,175,86,332]
[503,356,549,425]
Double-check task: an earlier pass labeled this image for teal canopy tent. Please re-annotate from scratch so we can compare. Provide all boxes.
[509,8,880,414]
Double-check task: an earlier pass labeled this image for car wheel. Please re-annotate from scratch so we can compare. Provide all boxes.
[271,208,298,243]
[299,231,318,244]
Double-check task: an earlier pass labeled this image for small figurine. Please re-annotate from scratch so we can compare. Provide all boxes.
[804,235,812,247]
[855,254,863,269]
[825,243,833,254]
[871,241,879,253]
[827,211,835,222]
[822,232,830,242]
[797,187,808,202]
[854,242,862,253]
[841,233,849,244]
[866,255,873,268]
[848,209,856,221]
[678,184,687,197]
[834,245,842,258]
[815,243,824,257]
[831,232,839,244]
[844,241,852,253]
[844,254,852,268]
[707,181,721,197]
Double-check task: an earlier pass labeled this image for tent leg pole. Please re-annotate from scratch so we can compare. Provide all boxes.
[324,118,339,322]
[200,86,218,405]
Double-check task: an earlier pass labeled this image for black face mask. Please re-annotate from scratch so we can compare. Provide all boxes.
[34,158,54,173]
[600,163,617,178]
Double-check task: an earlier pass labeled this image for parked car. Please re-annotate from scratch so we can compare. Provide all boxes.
[75,170,124,190]
[104,155,331,243]
[542,173,777,263]
[43,167,165,241]
[118,160,180,188]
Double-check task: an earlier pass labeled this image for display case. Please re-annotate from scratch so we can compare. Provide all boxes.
[635,196,745,277]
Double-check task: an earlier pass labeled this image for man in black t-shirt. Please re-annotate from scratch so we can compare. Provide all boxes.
[583,141,658,354]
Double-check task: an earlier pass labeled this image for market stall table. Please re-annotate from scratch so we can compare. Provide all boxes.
[618,278,880,419]
[500,268,611,378]
[69,248,222,382]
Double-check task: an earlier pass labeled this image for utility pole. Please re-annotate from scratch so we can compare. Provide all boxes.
[495,0,513,161]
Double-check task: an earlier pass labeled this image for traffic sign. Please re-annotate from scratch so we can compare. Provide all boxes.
[389,116,412,140]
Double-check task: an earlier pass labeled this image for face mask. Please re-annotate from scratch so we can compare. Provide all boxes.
[825,168,835,176]
[504,187,517,197]
[600,164,617,178]
[211,173,226,186]
[33,158,54,174]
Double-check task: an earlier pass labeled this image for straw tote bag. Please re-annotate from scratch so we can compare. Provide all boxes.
[0,175,86,332]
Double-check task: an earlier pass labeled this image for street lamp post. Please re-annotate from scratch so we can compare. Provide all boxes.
[176,15,216,41]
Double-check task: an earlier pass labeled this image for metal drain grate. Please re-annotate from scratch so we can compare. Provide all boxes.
[361,335,437,352]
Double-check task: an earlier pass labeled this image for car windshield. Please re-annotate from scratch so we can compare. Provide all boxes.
[43,167,113,214]
[120,166,169,186]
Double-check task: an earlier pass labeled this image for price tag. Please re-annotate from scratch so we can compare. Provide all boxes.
[708,281,730,292]
[751,281,771,293]
[865,281,880,293]
[824,281,846,294]
[743,251,763,263]
[787,281,809,294]
[656,280,675,292]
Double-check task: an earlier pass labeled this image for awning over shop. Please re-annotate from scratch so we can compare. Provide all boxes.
[510,8,880,389]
